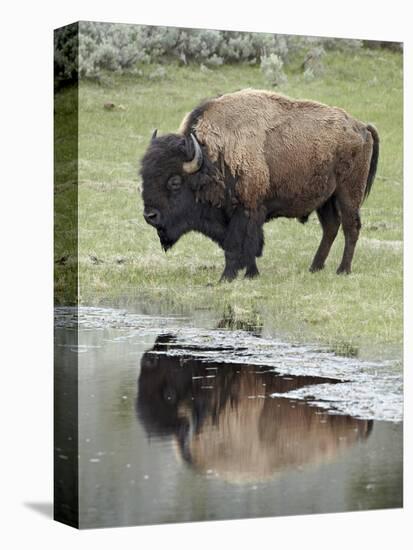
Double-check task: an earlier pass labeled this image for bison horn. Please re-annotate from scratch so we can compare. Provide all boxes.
[182,133,203,174]
[151,129,158,142]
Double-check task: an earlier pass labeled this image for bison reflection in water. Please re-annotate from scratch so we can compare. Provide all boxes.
[140,89,379,281]
[137,335,373,484]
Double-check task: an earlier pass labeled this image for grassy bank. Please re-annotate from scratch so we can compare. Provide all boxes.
[55,48,403,357]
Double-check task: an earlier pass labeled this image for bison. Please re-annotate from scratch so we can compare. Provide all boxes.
[140,89,379,281]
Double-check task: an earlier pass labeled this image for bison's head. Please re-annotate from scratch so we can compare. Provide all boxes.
[140,131,203,251]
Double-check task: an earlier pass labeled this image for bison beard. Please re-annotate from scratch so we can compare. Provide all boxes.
[157,229,175,252]
[140,89,379,282]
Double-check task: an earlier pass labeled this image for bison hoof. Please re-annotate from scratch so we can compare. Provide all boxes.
[219,271,237,283]
[336,266,351,275]
[245,267,260,279]
[309,263,324,273]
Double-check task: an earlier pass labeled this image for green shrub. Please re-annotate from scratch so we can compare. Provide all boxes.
[260,53,287,86]
[302,46,326,80]
[54,21,397,85]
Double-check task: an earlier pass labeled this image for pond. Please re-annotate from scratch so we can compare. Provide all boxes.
[54,306,403,529]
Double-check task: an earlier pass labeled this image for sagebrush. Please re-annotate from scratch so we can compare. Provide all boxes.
[55,21,385,85]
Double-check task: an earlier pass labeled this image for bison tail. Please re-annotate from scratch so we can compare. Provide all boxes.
[363,124,380,203]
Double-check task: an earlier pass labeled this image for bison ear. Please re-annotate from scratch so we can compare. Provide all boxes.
[151,129,158,142]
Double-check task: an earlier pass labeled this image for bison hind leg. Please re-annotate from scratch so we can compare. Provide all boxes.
[336,206,361,275]
[309,197,341,272]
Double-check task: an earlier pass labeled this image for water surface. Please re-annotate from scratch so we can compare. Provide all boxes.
[54,307,403,528]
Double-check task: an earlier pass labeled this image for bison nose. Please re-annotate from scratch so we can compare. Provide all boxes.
[143,208,161,227]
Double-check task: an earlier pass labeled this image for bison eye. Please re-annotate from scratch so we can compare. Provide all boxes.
[167,175,182,192]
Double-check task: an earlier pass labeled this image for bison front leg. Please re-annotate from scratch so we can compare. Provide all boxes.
[220,251,243,282]
[245,259,260,279]
[245,225,263,278]
[220,209,263,282]
[221,253,259,281]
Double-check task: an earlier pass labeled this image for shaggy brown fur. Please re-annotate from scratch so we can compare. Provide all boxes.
[179,89,374,212]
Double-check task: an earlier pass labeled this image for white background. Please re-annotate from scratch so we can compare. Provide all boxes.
[1,1,410,548]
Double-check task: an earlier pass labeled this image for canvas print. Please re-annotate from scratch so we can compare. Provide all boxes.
[54,21,403,529]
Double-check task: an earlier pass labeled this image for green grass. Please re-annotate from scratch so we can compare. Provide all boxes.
[55,48,403,359]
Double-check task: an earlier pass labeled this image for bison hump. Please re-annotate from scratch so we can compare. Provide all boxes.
[191,91,284,210]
